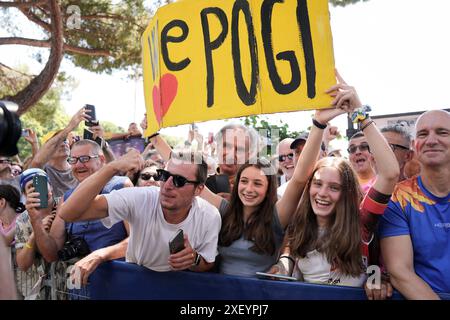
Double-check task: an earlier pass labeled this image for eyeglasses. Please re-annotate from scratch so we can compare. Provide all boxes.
[12,169,22,176]
[155,169,199,188]
[389,143,409,152]
[278,153,294,162]
[0,159,12,164]
[67,155,99,165]
[347,143,370,154]
[140,173,157,181]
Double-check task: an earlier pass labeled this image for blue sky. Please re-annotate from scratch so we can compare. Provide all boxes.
[1,0,449,146]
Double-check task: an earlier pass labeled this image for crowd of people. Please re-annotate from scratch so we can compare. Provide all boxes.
[0,73,449,300]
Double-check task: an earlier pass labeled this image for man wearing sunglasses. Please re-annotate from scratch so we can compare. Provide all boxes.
[59,149,221,273]
[380,125,413,182]
[29,139,132,287]
[347,131,377,194]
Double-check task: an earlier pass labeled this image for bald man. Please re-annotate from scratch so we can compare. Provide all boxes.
[379,109,450,299]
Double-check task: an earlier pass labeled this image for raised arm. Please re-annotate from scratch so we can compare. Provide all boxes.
[336,72,399,194]
[276,72,357,228]
[0,240,16,299]
[30,107,89,168]
[59,149,144,222]
[360,118,399,194]
[199,184,224,209]
[381,235,440,299]
[148,133,172,162]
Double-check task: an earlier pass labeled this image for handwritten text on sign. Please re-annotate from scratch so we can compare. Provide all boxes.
[142,0,335,135]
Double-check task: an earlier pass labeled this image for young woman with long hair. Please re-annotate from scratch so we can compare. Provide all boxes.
[199,91,359,277]
[271,75,399,291]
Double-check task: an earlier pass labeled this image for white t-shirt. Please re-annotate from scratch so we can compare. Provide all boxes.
[277,181,289,198]
[294,249,366,287]
[102,187,222,272]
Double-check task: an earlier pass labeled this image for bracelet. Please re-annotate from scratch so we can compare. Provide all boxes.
[312,118,327,130]
[25,242,33,250]
[350,105,372,123]
[360,120,375,132]
[148,132,159,140]
[279,255,295,264]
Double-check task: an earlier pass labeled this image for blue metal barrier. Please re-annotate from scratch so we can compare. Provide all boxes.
[88,261,450,300]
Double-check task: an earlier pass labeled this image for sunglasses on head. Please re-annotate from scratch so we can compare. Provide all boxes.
[140,172,157,181]
[278,153,294,162]
[155,169,199,188]
[347,143,370,154]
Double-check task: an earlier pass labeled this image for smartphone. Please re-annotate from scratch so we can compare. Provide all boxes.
[33,174,48,209]
[83,128,94,140]
[84,104,98,127]
[21,129,29,137]
[205,174,230,194]
[95,136,104,147]
[169,229,185,254]
[255,272,297,281]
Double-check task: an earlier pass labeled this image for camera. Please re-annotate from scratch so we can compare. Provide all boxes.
[0,101,22,156]
[57,235,91,261]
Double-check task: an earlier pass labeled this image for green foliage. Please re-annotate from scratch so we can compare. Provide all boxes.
[242,115,305,156]
[162,134,183,149]
[0,65,76,161]
[101,121,125,134]
[60,0,151,73]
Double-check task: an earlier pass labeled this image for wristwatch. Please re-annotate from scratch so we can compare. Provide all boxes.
[193,251,201,266]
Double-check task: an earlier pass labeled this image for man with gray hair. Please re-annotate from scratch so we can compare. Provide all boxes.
[379,109,450,299]
[381,124,413,181]
[206,123,261,199]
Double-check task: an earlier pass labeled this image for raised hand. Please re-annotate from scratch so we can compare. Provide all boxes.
[112,148,144,175]
[23,128,38,145]
[325,69,362,111]
[68,107,90,131]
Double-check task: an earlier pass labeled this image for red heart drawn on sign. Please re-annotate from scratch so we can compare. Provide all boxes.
[152,73,178,126]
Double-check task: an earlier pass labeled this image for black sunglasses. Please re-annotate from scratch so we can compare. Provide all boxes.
[389,143,409,152]
[347,143,370,154]
[140,172,157,181]
[155,169,199,188]
[278,153,294,162]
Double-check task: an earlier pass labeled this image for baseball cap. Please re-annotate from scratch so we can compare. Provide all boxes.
[20,168,48,191]
[290,132,309,150]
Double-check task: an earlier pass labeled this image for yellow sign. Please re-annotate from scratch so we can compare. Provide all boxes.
[142,0,335,135]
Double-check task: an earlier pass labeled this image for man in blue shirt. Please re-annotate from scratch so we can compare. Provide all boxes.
[379,109,450,299]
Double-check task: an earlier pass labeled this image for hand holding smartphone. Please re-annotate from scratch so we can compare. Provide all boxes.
[21,129,29,137]
[32,174,48,209]
[169,229,185,254]
[84,104,98,127]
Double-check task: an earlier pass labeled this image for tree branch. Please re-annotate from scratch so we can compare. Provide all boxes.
[64,44,109,56]
[6,0,64,115]
[19,6,51,31]
[0,36,50,47]
[0,37,110,56]
[0,0,47,8]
